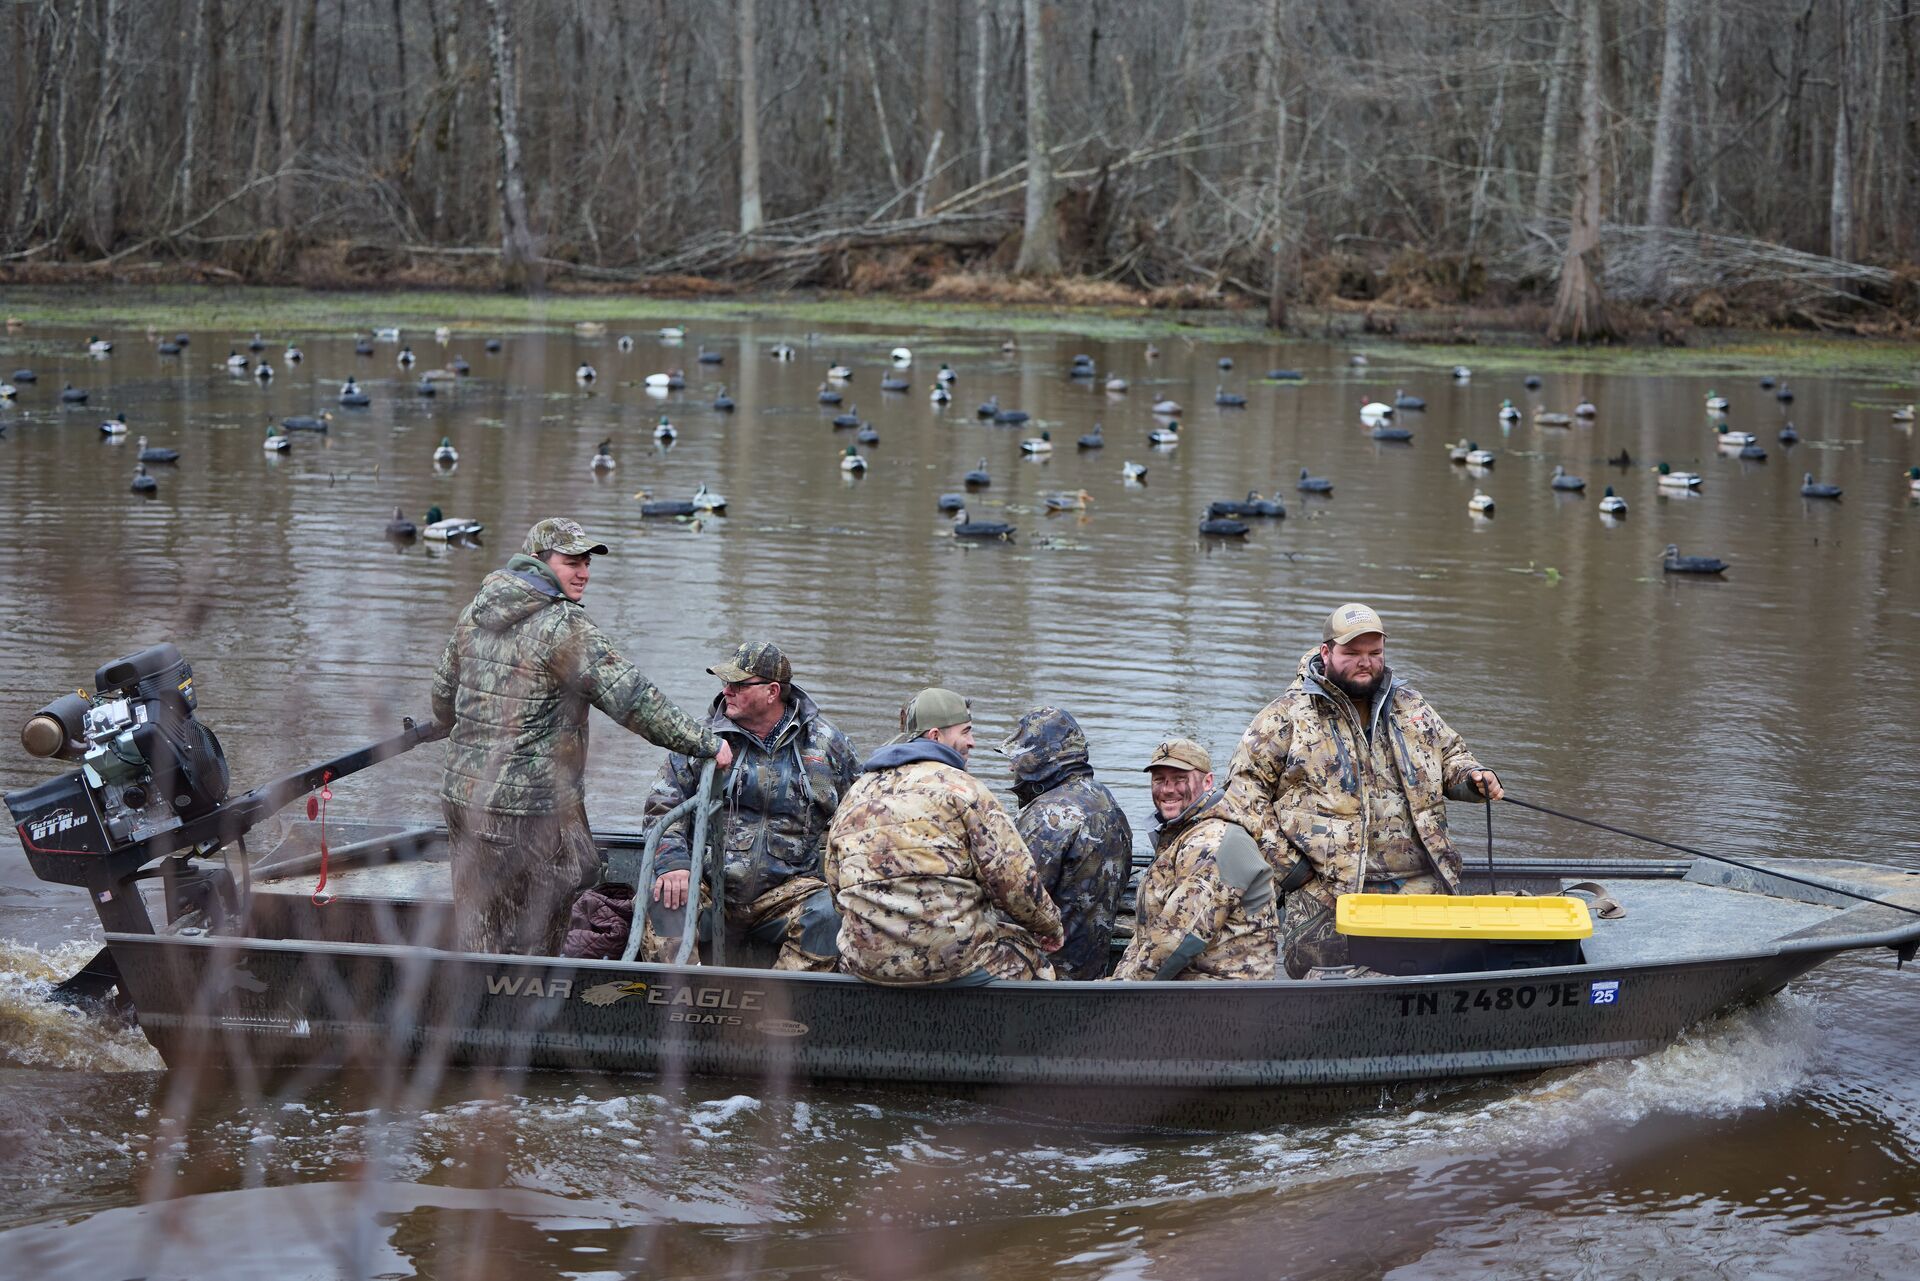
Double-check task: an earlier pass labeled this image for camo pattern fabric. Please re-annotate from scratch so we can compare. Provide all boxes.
[444,801,601,955]
[1224,648,1486,909]
[620,875,842,972]
[824,756,1062,985]
[1111,791,1279,981]
[432,554,720,816]
[1001,707,1134,981]
[643,686,859,910]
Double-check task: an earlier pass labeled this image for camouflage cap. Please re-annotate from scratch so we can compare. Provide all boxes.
[995,706,1089,781]
[1323,601,1386,645]
[522,517,609,557]
[1143,737,1211,773]
[902,687,971,737]
[709,640,792,686]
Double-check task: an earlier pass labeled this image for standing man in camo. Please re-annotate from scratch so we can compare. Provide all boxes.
[995,706,1133,980]
[1223,603,1500,978]
[432,517,732,955]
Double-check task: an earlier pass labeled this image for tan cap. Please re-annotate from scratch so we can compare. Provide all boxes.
[708,640,791,686]
[1143,737,1211,773]
[1323,602,1386,645]
[902,687,971,737]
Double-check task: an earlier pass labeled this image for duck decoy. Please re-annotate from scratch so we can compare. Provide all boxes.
[964,458,991,487]
[1371,423,1413,442]
[375,327,401,342]
[398,346,416,367]
[1144,344,1160,359]
[136,436,179,463]
[1151,398,1183,415]
[1909,466,1920,495]
[435,326,452,344]
[1297,467,1333,494]
[1394,389,1425,411]
[1021,430,1053,455]
[1760,376,1775,389]
[1224,490,1285,518]
[354,336,375,355]
[1655,462,1702,488]
[993,407,1031,425]
[1662,544,1727,574]
[285,344,303,363]
[61,384,89,403]
[385,508,418,540]
[1070,353,1095,371]
[171,333,189,348]
[951,508,1015,540]
[692,483,728,512]
[100,413,128,437]
[1452,366,1472,381]
[658,326,687,341]
[1498,399,1521,422]
[880,372,910,392]
[1739,441,1768,461]
[88,336,113,355]
[857,422,880,445]
[1467,490,1494,514]
[1598,486,1627,516]
[339,379,371,407]
[1550,465,1586,492]
[818,382,843,405]
[1121,460,1148,482]
[1148,422,1181,446]
[157,340,181,355]
[1801,472,1843,499]
[1351,354,1370,367]
[284,413,331,432]
[484,338,503,353]
[1217,356,1234,370]
[11,369,37,383]
[1449,440,1471,463]
[890,347,913,365]
[1465,444,1496,466]
[415,377,436,396]
[832,406,861,428]
[1199,514,1250,537]
[578,363,599,383]
[976,395,999,418]
[1524,374,1543,389]
[1705,389,1730,411]
[769,343,795,360]
[827,362,852,381]
[713,387,736,412]
[1535,410,1572,426]
[665,368,686,389]
[130,462,156,494]
[1892,404,1916,423]
[450,355,470,375]
[639,494,698,518]
[433,436,458,464]
[0,381,16,399]
[1105,375,1130,393]
[1267,369,1304,381]
[1574,400,1597,417]
[654,415,678,442]
[1715,427,1757,448]
[1360,399,1393,420]
[591,439,616,472]
[617,335,636,353]
[1215,386,1247,408]
[246,332,266,352]
[1607,448,1632,467]
[1077,424,1105,449]
[1778,423,1799,444]
[1044,489,1093,512]
[1775,382,1794,402]
[255,360,274,381]
[937,492,967,512]
[936,363,957,384]
[422,507,485,540]
[930,383,952,404]
[263,424,290,452]
[840,445,868,473]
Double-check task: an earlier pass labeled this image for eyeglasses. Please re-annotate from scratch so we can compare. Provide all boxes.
[722,679,773,691]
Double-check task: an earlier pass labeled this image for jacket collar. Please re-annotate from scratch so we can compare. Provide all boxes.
[702,684,820,749]
[1298,648,1399,740]
[862,738,967,773]
[1153,785,1227,841]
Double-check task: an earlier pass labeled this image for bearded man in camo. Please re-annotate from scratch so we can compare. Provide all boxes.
[994,706,1133,980]
[432,518,730,955]
[1111,738,1278,981]
[636,641,859,970]
[823,688,1064,985]
[1222,603,1502,978]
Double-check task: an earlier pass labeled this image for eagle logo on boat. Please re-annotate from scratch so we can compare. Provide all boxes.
[581,980,649,1006]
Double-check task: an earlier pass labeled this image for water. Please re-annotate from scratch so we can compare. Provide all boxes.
[2,311,1919,1276]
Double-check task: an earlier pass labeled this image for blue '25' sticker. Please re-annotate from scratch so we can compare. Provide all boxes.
[1589,980,1621,1005]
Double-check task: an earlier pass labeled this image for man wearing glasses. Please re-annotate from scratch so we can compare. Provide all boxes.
[637,641,859,969]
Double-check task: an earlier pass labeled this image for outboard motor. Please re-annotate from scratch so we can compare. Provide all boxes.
[11,643,228,887]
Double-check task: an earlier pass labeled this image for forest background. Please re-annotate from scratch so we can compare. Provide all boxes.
[5,0,1916,341]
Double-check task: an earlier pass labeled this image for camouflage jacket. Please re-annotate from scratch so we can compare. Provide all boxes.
[1111,789,1278,981]
[432,555,721,816]
[824,740,1063,986]
[1002,707,1134,981]
[1223,648,1487,907]
[644,686,859,910]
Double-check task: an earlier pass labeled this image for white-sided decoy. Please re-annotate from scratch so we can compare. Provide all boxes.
[692,483,727,512]
[1892,404,1915,423]
[375,327,400,342]
[658,326,686,341]
[226,350,249,369]
[654,415,677,442]
[770,343,795,360]
[1021,430,1053,455]
[284,344,303,363]
[435,325,452,344]
[1151,398,1183,415]
[1574,401,1597,418]
[101,412,128,437]
[1498,399,1520,422]
[1704,389,1728,412]
[1453,366,1472,381]
[828,362,852,381]
[617,335,636,352]
[1467,444,1495,466]
[1121,460,1148,482]
[1360,399,1393,420]
[433,436,458,464]
[254,360,274,381]
[936,363,956,384]
[890,347,912,365]
[1716,426,1757,448]
[1535,410,1572,427]
[840,445,867,473]
[591,439,616,472]
[263,424,290,452]
[87,335,113,355]
[1106,375,1129,393]
[578,363,599,383]
[1468,490,1494,514]
[339,378,371,407]
[930,383,952,404]
[397,346,416,367]
[1599,486,1627,516]
[0,381,16,400]
[1655,462,1702,488]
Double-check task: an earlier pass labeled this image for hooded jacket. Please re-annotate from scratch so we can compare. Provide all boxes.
[1000,707,1134,981]
[1223,648,1487,907]
[823,740,1063,985]
[432,554,720,816]
[1111,787,1277,981]
[644,685,859,911]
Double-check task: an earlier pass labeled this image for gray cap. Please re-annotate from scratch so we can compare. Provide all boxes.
[523,517,609,557]
[902,687,971,738]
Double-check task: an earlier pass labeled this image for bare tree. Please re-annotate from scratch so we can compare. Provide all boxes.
[483,0,540,292]
[1829,1,1855,261]
[1013,0,1061,276]
[1533,11,1575,222]
[739,0,764,236]
[1646,0,1690,229]
[1549,0,1614,342]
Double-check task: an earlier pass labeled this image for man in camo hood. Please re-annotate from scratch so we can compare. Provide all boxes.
[995,707,1133,980]
[432,518,730,955]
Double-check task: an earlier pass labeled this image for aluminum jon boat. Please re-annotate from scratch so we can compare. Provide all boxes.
[11,644,1920,1126]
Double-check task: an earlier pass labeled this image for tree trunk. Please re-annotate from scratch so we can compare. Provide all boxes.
[738,0,764,234]
[84,0,127,254]
[1532,11,1574,221]
[1013,0,1061,275]
[1264,0,1289,329]
[975,0,994,184]
[919,2,952,211]
[483,0,541,292]
[1548,0,1613,343]
[178,0,209,219]
[1829,6,1854,261]
[275,0,304,234]
[1645,0,1689,229]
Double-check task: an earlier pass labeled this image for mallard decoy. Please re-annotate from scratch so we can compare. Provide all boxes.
[1662,544,1727,574]
[1908,465,1920,495]
[422,506,484,541]
[1550,465,1586,492]
[692,483,727,512]
[1467,490,1494,514]
[658,326,687,341]
[1106,375,1129,393]
[100,413,128,437]
[1704,389,1729,412]
[1121,460,1148,482]
[1149,422,1181,446]
[1021,430,1053,455]
[284,344,303,363]
[254,360,274,381]
[930,383,952,404]
[385,508,418,540]
[87,335,113,355]
[1297,467,1333,494]
[433,436,458,464]
[1151,398,1183,415]
[1655,462,1702,488]
[263,424,290,452]
[591,439,616,471]
[136,436,178,463]
[1599,486,1627,516]
[1498,399,1521,422]
[1078,424,1105,449]
[827,362,852,381]
[951,508,1015,540]
[1801,472,1843,499]
[654,416,677,442]
[840,445,868,473]
[1466,444,1495,466]
[936,364,956,384]
[130,462,156,494]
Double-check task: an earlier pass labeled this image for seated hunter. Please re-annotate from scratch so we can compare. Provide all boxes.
[1111,738,1278,981]
[823,687,1063,985]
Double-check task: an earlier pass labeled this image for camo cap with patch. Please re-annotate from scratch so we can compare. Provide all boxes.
[522,517,610,557]
[1143,737,1212,773]
[709,640,792,686]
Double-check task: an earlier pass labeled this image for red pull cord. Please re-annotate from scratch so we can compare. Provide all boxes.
[307,770,335,905]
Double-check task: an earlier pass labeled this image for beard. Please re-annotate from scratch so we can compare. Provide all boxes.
[1326,667,1378,704]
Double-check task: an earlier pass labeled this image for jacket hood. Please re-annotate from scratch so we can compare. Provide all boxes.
[469,555,568,631]
[1296,647,1399,737]
[862,738,967,773]
[995,705,1091,784]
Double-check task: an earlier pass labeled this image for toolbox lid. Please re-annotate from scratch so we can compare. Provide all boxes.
[1336,893,1594,940]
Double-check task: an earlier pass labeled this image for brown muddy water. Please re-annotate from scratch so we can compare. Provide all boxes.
[1,312,1918,1278]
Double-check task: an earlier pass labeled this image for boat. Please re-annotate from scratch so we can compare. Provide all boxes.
[10,643,1920,1125]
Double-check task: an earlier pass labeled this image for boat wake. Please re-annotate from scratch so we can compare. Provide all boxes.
[0,940,162,1072]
